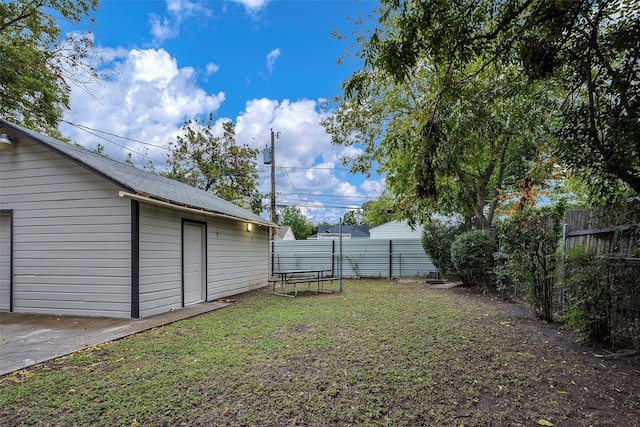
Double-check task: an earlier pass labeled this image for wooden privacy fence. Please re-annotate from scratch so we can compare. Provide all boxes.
[564,207,639,256]
[271,239,438,279]
[562,207,639,347]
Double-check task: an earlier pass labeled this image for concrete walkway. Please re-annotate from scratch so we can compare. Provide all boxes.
[0,301,229,376]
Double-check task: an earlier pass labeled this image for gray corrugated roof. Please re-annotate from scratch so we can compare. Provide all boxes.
[1,119,274,227]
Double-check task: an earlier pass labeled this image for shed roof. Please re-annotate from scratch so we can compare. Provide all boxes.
[311,224,371,239]
[1,119,274,227]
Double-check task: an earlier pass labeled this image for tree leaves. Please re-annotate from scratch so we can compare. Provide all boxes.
[162,115,261,213]
[0,0,99,135]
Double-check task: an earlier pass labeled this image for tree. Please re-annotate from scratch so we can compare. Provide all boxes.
[342,209,362,226]
[163,115,261,214]
[324,54,557,229]
[0,0,99,136]
[360,194,394,226]
[363,0,640,202]
[280,206,313,240]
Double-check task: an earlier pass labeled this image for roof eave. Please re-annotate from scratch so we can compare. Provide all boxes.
[119,191,277,228]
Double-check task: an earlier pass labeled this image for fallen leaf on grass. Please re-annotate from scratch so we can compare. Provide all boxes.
[538,419,555,426]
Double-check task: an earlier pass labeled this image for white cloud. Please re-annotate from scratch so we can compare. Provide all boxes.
[149,14,179,45]
[61,47,377,224]
[266,48,281,72]
[206,62,220,74]
[150,0,213,45]
[233,0,269,11]
[62,48,224,166]
[234,98,374,223]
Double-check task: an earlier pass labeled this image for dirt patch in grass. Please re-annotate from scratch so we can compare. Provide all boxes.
[1,279,638,427]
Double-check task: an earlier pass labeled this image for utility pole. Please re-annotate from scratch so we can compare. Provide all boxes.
[270,128,276,225]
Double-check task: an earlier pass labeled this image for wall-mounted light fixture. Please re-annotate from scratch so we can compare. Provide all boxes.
[247,223,253,232]
[0,134,13,150]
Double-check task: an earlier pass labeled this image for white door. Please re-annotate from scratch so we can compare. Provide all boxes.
[0,214,11,311]
[183,223,205,306]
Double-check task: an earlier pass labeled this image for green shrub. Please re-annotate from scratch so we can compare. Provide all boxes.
[421,220,465,280]
[497,204,564,322]
[562,249,615,343]
[562,249,640,348]
[450,230,496,288]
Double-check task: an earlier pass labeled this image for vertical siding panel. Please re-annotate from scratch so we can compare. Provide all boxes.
[0,139,131,317]
[273,239,436,278]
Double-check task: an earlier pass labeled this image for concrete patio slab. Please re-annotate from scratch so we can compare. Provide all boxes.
[0,301,230,376]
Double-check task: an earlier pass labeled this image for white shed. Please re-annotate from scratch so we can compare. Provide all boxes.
[369,220,424,240]
[0,119,274,318]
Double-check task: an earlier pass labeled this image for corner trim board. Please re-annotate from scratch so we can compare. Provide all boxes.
[131,200,140,318]
[0,209,14,312]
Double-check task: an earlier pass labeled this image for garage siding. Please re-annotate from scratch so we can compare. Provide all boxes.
[206,217,270,300]
[138,204,270,318]
[138,205,183,317]
[0,139,132,317]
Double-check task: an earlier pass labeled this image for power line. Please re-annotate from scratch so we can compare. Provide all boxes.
[67,122,170,151]
[276,203,362,210]
[64,121,169,167]
[277,192,378,200]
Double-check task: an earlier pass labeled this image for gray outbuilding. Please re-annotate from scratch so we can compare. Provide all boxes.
[0,119,274,318]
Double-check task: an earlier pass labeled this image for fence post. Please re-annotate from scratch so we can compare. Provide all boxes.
[271,240,274,275]
[331,239,335,276]
[389,240,393,278]
[339,218,343,292]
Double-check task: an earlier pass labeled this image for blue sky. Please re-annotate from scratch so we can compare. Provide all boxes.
[59,0,383,224]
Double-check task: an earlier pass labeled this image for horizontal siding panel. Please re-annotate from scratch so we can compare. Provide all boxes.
[4,197,125,212]
[139,280,181,294]
[15,224,129,235]
[16,207,127,220]
[2,190,118,205]
[15,291,129,304]
[1,180,117,197]
[14,250,129,260]
[11,275,129,286]
[15,214,128,226]
[14,266,130,276]
[139,300,181,314]
[15,299,128,312]
[17,241,128,251]
[15,258,128,268]
[15,234,128,244]
[15,306,130,318]
[138,250,181,261]
[139,288,181,301]
[1,169,109,186]
[139,265,181,276]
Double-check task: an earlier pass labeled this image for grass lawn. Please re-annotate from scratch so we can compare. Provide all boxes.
[1,279,638,426]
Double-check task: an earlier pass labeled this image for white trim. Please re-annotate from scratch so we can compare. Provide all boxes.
[118,191,274,228]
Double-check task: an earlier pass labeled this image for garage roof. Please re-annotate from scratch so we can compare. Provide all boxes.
[1,119,275,227]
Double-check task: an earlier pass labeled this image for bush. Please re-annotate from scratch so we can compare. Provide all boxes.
[562,249,616,343]
[562,249,640,349]
[497,204,564,322]
[421,220,465,280]
[450,230,496,288]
